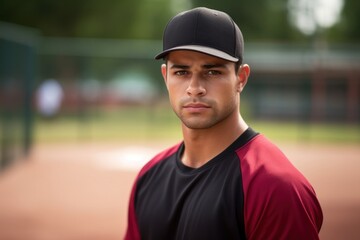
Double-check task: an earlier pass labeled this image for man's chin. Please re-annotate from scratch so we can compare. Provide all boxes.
[181,119,216,130]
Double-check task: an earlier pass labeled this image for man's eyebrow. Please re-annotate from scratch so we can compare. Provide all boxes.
[170,64,190,69]
[202,64,227,69]
[169,63,227,69]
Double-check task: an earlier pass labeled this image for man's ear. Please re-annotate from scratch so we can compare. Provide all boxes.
[161,64,167,84]
[237,64,250,93]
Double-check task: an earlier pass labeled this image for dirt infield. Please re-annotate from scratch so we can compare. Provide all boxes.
[0,141,359,240]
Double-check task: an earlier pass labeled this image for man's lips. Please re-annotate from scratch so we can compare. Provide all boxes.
[183,103,210,108]
[183,103,211,114]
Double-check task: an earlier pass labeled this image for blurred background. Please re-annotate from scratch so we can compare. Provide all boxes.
[0,0,359,239]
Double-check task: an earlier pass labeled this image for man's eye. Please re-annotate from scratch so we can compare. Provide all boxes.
[175,71,187,76]
[207,70,221,75]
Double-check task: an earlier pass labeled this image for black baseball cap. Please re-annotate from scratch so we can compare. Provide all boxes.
[155,7,244,63]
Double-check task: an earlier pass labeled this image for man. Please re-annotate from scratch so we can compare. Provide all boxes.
[125,7,323,240]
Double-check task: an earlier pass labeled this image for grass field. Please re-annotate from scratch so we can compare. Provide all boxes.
[33,106,360,144]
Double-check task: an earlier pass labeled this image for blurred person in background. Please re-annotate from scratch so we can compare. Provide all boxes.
[36,79,63,118]
[125,7,323,240]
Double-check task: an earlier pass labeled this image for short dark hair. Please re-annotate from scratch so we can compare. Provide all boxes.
[235,61,242,74]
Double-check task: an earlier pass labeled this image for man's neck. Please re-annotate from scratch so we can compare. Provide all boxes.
[181,113,248,168]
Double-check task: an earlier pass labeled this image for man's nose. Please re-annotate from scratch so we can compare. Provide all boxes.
[186,76,206,97]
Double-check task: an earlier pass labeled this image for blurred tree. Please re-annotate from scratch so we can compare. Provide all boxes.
[328,0,360,42]
[0,0,173,39]
[190,0,305,42]
[74,0,173,39]
[129,0,172,39]
[0,0,88,37]
[0,0,358,41]
[343,0,360,41]
[74,0,139,38]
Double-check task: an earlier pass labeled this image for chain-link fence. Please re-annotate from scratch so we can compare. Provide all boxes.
[0,22,38,170]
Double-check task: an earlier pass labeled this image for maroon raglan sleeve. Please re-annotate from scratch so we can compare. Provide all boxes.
[124,143,181,240]
[237,135,323,240]
[124,180,141,240]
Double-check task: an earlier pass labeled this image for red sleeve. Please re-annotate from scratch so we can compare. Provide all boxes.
[124,143,181,240]
[124,180,141,240]
[237,135,323,240]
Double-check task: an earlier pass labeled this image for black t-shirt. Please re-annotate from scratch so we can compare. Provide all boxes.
[125,128,323,240]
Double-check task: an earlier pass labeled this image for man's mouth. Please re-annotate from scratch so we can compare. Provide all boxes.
[183,103,210,112]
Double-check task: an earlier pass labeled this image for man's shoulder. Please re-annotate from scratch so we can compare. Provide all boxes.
[235,134,301,181]
[235,133,280,156]
[137,142,182,178]
[236,133,313,192]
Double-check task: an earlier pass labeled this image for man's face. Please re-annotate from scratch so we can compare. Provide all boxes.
[161,50,248,130]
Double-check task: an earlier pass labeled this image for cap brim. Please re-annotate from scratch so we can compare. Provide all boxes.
[155,45,239,62]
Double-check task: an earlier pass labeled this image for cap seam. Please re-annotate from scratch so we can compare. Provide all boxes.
[231,19,237,61]
[193,11,200,45]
